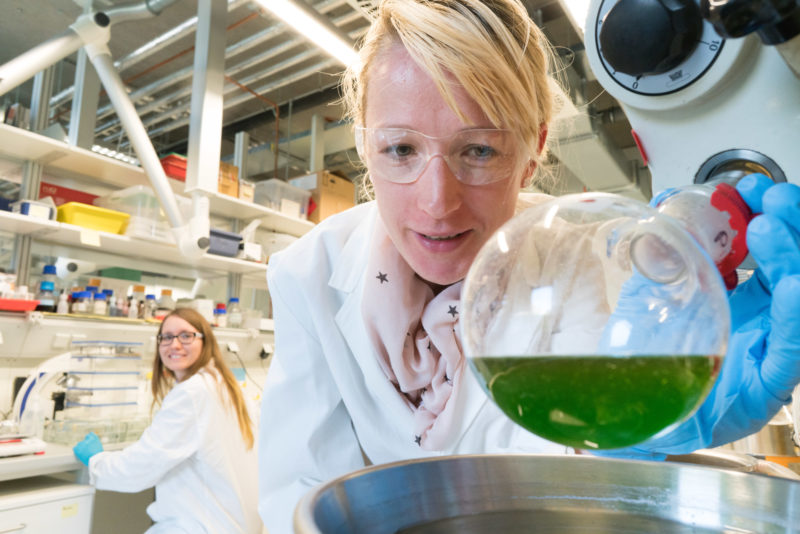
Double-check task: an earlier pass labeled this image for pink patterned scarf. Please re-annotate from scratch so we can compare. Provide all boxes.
[362,215,465,451]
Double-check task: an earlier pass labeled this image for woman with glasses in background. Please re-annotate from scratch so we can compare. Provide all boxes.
[73,307,262,533]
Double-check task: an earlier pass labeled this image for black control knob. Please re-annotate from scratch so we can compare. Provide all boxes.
[599,0,704,76]
[701,0,800,45]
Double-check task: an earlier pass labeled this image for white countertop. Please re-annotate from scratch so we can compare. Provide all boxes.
[0,443,83,482]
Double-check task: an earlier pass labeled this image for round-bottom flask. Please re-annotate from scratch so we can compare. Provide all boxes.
[461,191,734,450]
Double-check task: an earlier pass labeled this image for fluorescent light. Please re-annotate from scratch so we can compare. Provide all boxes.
[560,0,591,34]
[255,0,357,67]
[92,144,140,166]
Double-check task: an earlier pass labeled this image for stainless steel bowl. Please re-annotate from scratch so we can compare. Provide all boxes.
[294,454,800,533]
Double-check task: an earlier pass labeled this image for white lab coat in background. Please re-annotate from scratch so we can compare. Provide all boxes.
[258,197,602,534]
[89,365,262,534]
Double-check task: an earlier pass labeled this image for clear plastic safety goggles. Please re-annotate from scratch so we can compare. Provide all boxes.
[355,126,523,185]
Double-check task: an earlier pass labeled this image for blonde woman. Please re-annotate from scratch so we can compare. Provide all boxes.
[74,308,262,533]
[257,0,800,532]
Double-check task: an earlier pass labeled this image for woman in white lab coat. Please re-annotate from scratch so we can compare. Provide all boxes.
[258,1,800,532]
[73,308,262,534]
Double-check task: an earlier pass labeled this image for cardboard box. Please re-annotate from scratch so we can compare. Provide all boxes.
[289,171,355,224]
[239,180,255,202]
[218,162,239,197]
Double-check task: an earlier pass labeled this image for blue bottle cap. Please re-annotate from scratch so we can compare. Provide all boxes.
[43,265,57,275]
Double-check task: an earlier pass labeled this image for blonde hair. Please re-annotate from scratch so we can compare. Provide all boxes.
[342,0,559,179]
[151,308,255,449]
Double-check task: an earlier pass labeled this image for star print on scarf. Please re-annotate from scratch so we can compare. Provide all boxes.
[362,215,464,451]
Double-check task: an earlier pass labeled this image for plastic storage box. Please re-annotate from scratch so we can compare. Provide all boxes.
[57,202,130,234]
[160,153,187,181]
[11,199,55,220]
[253,179,311,219]
[94,185,190,242]
[208,228,242,257]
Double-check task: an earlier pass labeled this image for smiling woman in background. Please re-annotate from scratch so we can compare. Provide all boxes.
[73,307,262,534]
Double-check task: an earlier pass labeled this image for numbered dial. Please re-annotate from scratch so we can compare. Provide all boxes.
[595,0,725,95]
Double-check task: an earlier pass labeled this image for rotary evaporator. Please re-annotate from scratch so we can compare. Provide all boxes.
[584,0,800,190]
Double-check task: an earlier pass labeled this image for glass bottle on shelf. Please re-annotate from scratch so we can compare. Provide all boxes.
[143,294,157,320]
[92,293,108,316]
[214,303,227,328]
[71,291,92,315]
[157,289,176,315]
[227,297,243,328]
[35,281,57,312]
[41,264,58,289]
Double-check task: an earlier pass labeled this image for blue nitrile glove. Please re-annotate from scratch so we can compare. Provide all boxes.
[596,174,800,459]
[73,432,104,466]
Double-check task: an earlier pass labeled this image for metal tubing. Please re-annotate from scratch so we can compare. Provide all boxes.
[89,51,185,229]
[0,29,83,97]
[108,48,326,144]
[124,59,338,143]
[48,0,250,110]
[93,0,359,131]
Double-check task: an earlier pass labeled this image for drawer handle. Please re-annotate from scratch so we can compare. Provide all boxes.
[0,525,26,533]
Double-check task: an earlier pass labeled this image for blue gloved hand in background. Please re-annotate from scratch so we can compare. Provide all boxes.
[73,432,104,466]
[597,173,800,458]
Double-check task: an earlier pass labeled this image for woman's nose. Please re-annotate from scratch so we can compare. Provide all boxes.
[416,155,463,218]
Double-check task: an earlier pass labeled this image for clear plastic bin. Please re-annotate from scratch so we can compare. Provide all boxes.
[253,179,311,220]
[95,186,191,242]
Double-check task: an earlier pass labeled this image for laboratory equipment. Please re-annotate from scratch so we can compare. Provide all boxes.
[13,341,150,447]
[584,0,800,192]
[461,190,733,450]
[294,455,800,533]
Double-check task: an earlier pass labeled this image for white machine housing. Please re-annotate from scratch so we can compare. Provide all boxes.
[584,0,800,192]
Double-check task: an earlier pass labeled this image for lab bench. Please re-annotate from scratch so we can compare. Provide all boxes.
[0,441,154,534]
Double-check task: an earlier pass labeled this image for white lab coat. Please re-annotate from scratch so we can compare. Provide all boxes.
[89,365,262,534]
[259,198,586,534]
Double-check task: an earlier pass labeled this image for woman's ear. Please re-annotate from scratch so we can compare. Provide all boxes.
[537,123,548,155]
[520,123,549,188]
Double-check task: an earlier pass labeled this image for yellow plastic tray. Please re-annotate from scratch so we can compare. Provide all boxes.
[57,202,130,234]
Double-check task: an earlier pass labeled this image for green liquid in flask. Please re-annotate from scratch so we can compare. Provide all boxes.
[470,355,720,450]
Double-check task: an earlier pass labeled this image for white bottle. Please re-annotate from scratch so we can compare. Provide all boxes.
[56,291,69,314]
[227,297,243,328]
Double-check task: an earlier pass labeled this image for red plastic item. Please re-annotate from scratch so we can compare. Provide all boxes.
[160,154,187,181]
[0,298,40,312]
[710,182,755,290]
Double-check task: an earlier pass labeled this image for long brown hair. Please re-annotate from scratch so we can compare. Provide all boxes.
[151,308,255,449]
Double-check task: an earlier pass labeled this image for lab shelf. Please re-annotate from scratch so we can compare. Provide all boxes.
[0,123,314,237]
[0,210,268,276]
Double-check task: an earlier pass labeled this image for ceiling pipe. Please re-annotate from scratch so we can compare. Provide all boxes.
[95,37,306,135]
[101,12,366,142]
[93,0,348,122]
[91,0,356,130]
[117,58,338,147]
[107,49,334,144]
[48,0,251,111]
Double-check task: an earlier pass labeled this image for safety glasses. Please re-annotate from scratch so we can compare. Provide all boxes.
[157,331,203,346]
[355,126,523,185]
